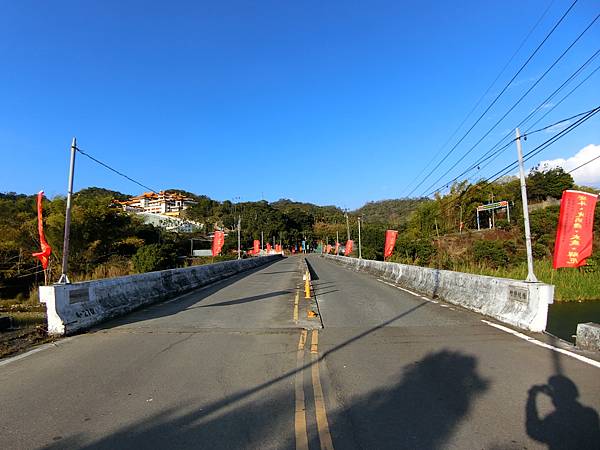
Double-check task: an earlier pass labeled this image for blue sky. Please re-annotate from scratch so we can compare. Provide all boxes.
[1,0,598,209]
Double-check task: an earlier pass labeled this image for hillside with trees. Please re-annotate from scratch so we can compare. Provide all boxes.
[0,166,598,305]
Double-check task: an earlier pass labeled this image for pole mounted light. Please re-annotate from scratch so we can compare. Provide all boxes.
[58,137,77,284]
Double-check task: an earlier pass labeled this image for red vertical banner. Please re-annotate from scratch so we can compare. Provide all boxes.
[344,240,353,256]
[211,231,225,257]
[326,244,332,254]
[32,191,52,269]
[266,243,272,253]
[334,241,339,255]
[253,239,260,255]
[553,190,597,268]
[384,230,398,260]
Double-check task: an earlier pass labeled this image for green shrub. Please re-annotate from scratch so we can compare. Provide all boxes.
[532,242,550,259]
[132,244,177,273]
[473,241,508,268]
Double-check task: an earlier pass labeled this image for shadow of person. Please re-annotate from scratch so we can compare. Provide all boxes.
[526,375,600,449]
[325,349,489,449]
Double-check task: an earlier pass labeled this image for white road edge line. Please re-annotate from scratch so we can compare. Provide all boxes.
[0,337,76,368]
[482,319,600,369]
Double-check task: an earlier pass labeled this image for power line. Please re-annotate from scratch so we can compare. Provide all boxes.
[418,15,600,198]
[399,0,557,196]
[433,106,600,219]
[404,0,580,198]
[75,147,160,194]
[568,154,600,174]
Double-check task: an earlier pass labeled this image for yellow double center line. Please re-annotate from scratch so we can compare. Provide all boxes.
[295,329,334,450]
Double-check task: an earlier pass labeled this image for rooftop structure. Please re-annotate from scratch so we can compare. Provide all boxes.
[114,191,196,216]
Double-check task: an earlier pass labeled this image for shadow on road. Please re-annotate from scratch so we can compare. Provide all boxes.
[192,290,293,308]
[525,336,600,449]
[92,258,284,330]
[41,348,487,450]
[325,349,488,449]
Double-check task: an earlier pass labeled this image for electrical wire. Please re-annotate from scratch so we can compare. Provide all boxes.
[422,48,600,197]
[75,147,160,194]
[418,15,600,198]
[568,154,600,174]
[404,0,581,198]
[399,0,557,196]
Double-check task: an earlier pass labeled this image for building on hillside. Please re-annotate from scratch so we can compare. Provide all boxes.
[136,212,203,233]
[114,191,196,216]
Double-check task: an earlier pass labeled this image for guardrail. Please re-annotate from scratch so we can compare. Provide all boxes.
[321,255,554,332]
[40,255,282,335]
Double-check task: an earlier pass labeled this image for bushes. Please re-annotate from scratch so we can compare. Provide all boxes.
[132,244,178,273]
[395,238,436,266]
[473,241,508,268]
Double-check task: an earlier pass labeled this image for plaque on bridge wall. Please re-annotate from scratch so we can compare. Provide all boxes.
[508,285,528,303]
[69,287,90,304]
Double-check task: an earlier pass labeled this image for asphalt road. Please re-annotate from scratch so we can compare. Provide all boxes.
[0,255,598,450]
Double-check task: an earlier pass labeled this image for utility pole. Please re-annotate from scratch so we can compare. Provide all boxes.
[345,212,350,241]
[516,128,537,282]
[261,230,264,253]
[336,230,339,255]
[58,137,76,284]
[357,216,362,259]
[237,215,241,259]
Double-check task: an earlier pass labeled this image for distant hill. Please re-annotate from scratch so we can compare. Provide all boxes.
[353,198,428,224]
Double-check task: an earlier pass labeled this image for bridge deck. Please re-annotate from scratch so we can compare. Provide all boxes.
[0,255,598,449]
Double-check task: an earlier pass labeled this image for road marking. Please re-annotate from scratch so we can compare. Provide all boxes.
[482,320,600,369]
[293,291,299,322]
[310,330,334,450]
[295,330,309,450]
[310,329,319,354]
[377,279,427,299]
[298,329,307,351]
[0,337,75,368]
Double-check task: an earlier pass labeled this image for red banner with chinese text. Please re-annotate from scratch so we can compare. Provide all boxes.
[326,244,332,254]
[384,230,398,260]
[344,240,353,256]
[334,242,339,255]
[553,190,597,269]
[253,240,260,255]
[266,243,272,253]
[32,191,52,269]
[211,231,225,257]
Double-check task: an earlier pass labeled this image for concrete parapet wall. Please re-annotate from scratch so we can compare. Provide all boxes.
[40,256,281,335]
[576,323,600,352]
[322,255,554,332]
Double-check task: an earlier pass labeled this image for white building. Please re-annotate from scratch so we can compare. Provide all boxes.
[115,191,196,216]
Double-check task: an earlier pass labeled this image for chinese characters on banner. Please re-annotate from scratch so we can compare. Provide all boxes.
[32,191,52,269]
[553,190,598,269]
[211,231,225,257]
[344,240,353,256]
[384,230,398,260]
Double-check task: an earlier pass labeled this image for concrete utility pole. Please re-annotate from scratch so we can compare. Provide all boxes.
[515,128,538,282]
[357,216,362,259]
[237,215,241,259]
[261,230,264,252]
[58,137,77,284]
[345,212,350,241]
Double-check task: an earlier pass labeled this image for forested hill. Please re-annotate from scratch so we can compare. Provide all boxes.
[353,198,428,224]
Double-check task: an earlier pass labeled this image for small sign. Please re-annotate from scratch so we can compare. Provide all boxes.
[69,288,89,304]
[478,201,509,211]
[508,285,528,303]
